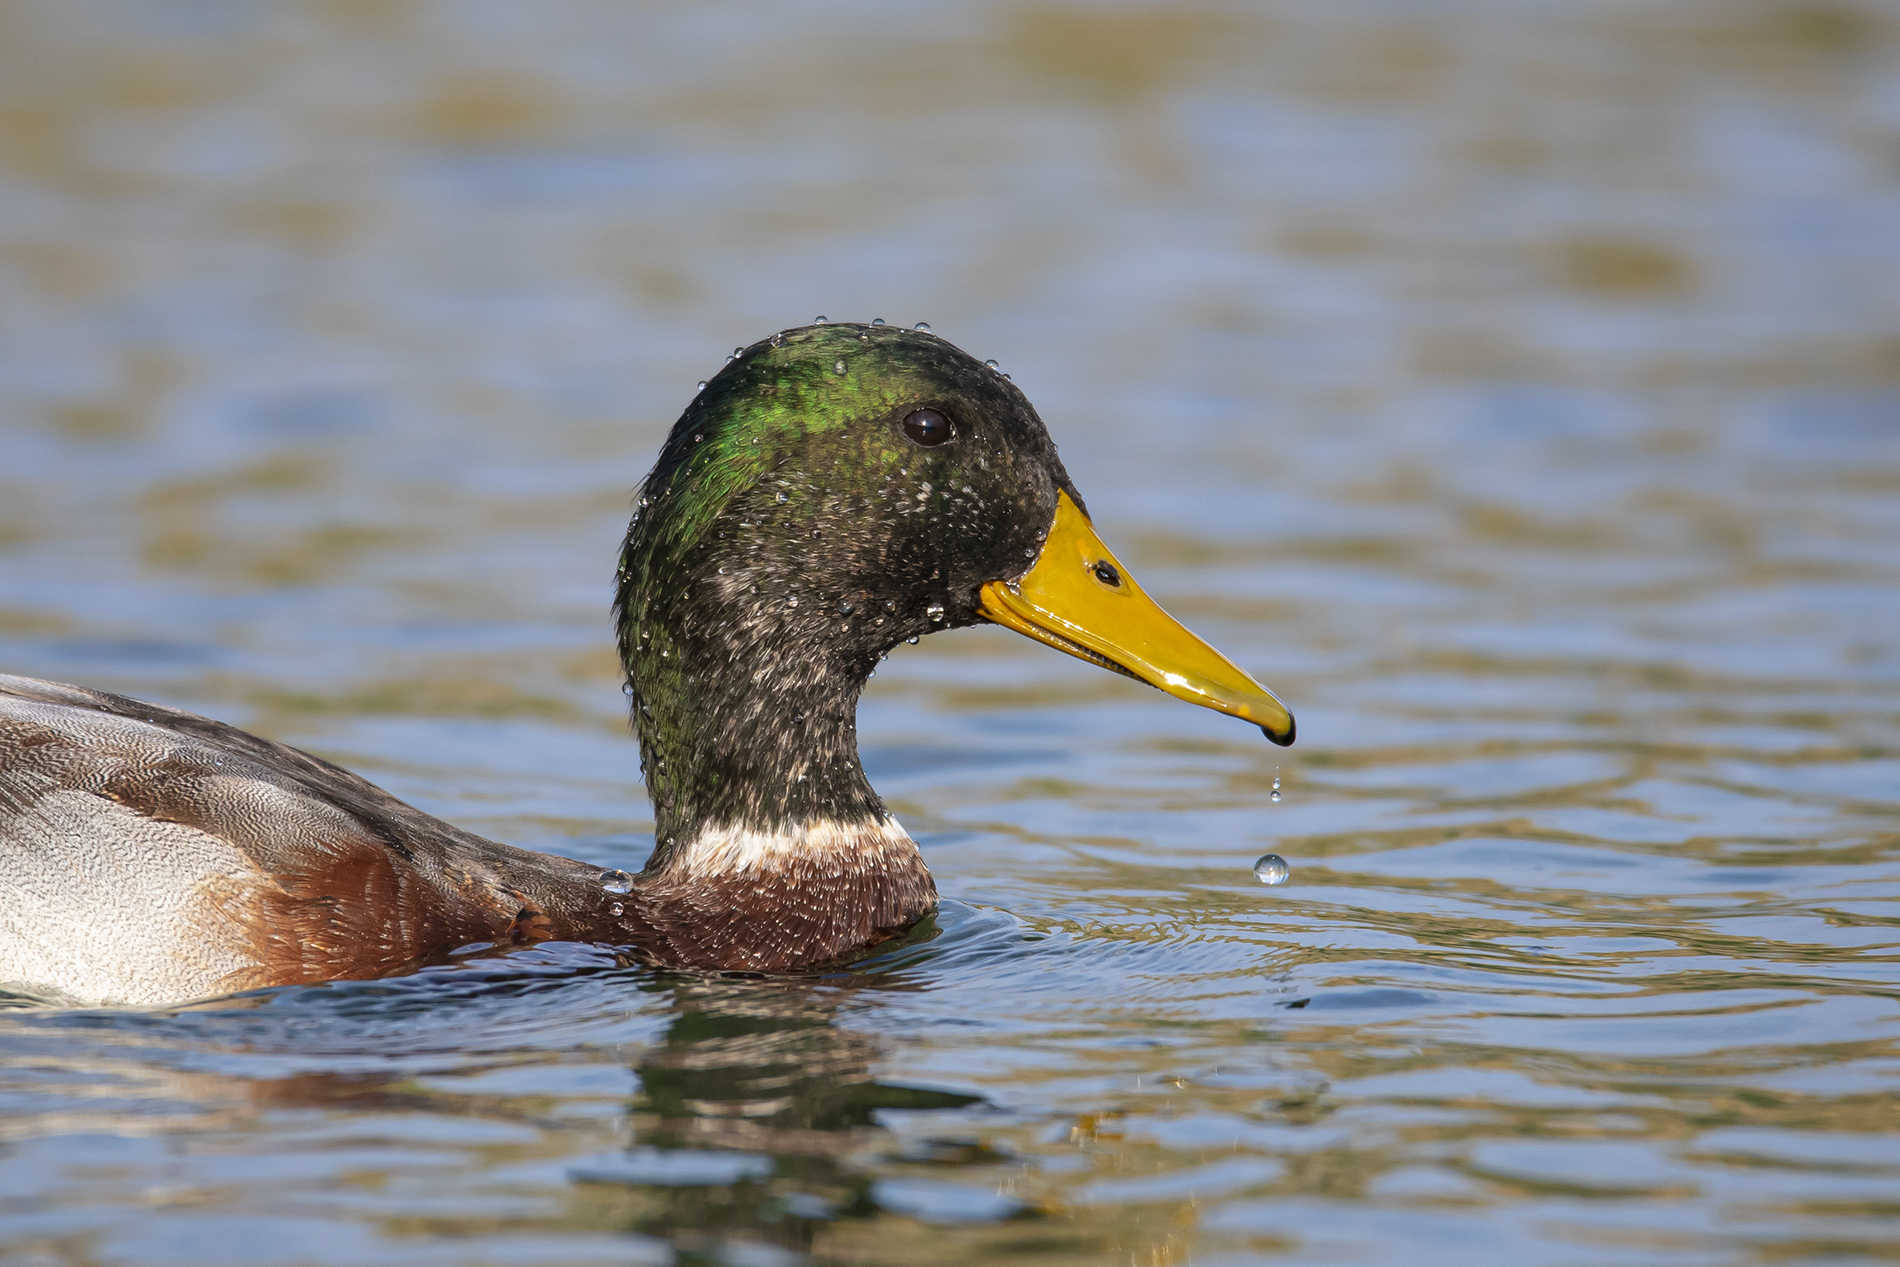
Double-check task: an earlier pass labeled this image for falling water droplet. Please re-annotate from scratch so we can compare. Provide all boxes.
[914,321,931,332]
[599,870,634,895]
[609,902,623,917]
[1271,790,1281,803]
[1253,854,1290,886]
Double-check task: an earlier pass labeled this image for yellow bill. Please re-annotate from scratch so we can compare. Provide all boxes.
[978,491,1296,745]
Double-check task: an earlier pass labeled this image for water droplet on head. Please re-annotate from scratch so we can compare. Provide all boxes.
[814,315,828,324]
[914,321,931,332]
[871,317,885,326]
[599,870,634,895]
[926,603,945,621]
[985,359,998,369]
[1253,854,1290,886]
[838,600,855,615]
[787,595,799,607]
[834,359,845,374]
[906,635,920,644]
[733,346,743,357]
[696,381,706,392]
[609,901,624,917]
[776,491,788,503]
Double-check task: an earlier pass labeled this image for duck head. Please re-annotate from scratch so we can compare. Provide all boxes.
[615,322,1293,875]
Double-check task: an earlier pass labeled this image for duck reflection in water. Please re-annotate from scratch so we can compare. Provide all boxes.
[594,974,988,1261]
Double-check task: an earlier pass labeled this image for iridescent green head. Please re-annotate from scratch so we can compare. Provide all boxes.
[615,322,1294,854]
[615,323,1079,843]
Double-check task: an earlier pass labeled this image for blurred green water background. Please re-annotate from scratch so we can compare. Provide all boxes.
[0,1,1897,1264]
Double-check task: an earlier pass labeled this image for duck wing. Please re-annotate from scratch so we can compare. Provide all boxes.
[0,674,612,1005]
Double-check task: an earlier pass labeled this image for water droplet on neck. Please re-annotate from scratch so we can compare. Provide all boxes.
[985,359,999,369]
[914,321,931,332]
[834,359,845,373]
[871,317,885,326]
[926,603,945,622]
[696,381,706,392]
[776,491,788,503]
[599,869,634,895]
[1253,854,1290,886]
[838,600,855,615]
[906,635,919,644]
[609,901,624,916]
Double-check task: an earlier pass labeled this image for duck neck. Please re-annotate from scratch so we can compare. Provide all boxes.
[620,578,896,875]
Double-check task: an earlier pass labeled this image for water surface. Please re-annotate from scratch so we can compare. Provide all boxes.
[1,2,1897,1263]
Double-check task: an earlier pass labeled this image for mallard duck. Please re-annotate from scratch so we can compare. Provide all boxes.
[0,323,1293,1006]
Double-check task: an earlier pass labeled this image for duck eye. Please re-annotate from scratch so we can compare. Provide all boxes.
[902,408,953,447]
[1092,561,1121,587]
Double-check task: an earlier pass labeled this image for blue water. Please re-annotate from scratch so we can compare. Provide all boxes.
[1,2,1897,1263]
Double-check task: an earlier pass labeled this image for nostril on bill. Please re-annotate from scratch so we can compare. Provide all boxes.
[1092,561,1121,587]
